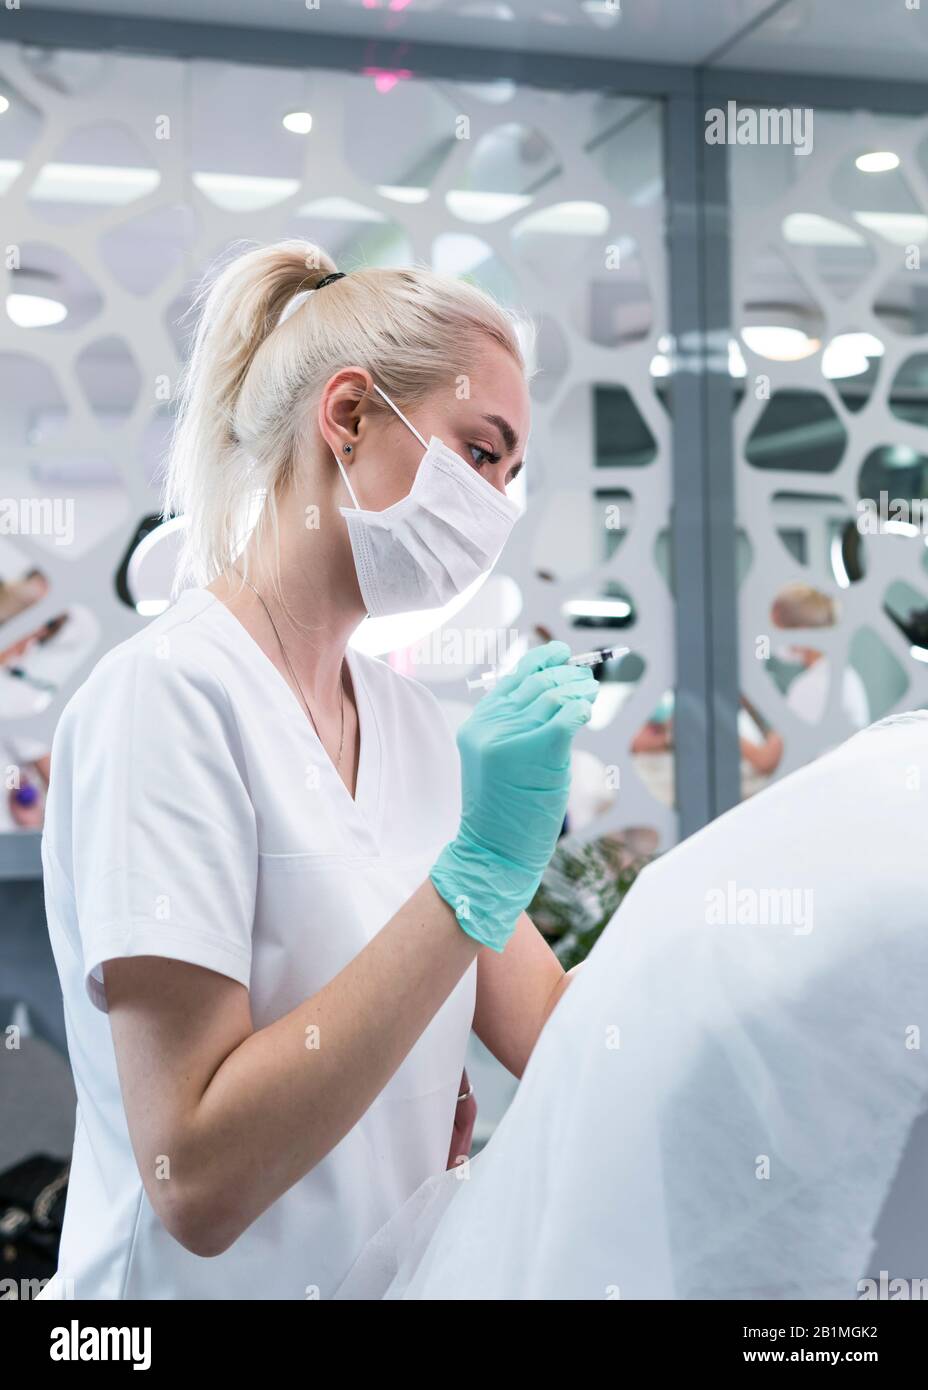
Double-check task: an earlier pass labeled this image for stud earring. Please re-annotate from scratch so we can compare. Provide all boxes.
[343,444,353,455]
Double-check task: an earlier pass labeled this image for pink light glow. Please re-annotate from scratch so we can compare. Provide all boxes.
[362,67,413,94]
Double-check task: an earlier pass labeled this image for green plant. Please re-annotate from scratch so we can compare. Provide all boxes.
[528,832,655,970]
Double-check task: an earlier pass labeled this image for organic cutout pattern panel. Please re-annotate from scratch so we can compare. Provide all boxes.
[0,43,674,845]
[732,107,928,794]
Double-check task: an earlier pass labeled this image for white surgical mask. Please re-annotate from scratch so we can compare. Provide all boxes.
[336,383,521,618]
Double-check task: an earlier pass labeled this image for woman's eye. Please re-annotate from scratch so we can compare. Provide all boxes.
[468,443,501,468]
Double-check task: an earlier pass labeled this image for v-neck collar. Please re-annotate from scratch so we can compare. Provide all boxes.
[190,587,383,850]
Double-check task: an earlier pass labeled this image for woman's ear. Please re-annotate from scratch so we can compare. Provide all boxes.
[318,367,373,458]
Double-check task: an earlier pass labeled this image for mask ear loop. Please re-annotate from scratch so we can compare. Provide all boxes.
[335,452,362,511]
[335,380,428,511]
[371,382,428,449]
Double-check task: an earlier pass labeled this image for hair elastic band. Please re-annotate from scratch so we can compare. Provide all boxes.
[278,271,347,327]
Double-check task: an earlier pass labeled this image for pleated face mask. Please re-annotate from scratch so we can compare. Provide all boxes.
[336,382,522,618]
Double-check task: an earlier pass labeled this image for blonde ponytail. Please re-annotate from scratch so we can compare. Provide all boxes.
[163,238,529,599]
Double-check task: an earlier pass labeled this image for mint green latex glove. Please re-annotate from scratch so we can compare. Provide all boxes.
[429,642,597,952]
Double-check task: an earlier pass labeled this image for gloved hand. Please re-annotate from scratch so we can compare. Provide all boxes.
[430,641,596,952]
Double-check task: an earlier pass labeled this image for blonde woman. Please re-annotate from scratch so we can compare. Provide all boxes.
[38,241,595,1300]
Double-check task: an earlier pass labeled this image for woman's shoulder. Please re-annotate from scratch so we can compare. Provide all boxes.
[58,591,232,740]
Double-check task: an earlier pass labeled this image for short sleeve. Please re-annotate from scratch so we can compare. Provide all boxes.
[64,641,258,1013]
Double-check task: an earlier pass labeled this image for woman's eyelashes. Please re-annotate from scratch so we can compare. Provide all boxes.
[467,442,502,468]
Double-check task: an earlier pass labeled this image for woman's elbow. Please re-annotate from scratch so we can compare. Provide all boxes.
[148,1175,244,1259]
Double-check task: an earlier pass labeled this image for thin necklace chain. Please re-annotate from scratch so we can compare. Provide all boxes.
[234,571,345,769]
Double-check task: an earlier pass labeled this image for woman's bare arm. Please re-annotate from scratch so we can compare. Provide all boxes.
[472,914,586,1080]
[104,877,479,1258]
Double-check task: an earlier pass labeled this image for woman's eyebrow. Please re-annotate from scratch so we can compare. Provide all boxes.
[481,413,519,455]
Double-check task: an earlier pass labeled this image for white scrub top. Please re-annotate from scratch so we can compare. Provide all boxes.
[37,586,476,1300]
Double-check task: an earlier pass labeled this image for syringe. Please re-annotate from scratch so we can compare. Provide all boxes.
[465,646,624,694]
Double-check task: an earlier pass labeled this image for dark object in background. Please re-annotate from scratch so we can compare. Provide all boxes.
[893,603,928,650]
[0,1154,68,1296]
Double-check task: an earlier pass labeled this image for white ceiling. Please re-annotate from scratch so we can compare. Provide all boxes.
[16,0,928,80]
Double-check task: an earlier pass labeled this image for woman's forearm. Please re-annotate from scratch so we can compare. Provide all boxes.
[538,961,586,1034]
[125,879,479,1257]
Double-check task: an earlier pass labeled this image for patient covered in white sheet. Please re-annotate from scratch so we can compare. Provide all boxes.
[335,712,928,1299]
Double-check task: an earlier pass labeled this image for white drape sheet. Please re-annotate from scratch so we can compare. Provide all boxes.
[335,712,928,1299]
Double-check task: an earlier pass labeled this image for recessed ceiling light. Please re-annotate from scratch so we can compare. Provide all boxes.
[0,95,9,116]
[6,293,68,327]
[855,151,900,173]
[282,111,313,135]
[742,325,820,361]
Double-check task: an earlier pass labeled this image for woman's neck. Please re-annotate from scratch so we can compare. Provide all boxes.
[209,487,365,706]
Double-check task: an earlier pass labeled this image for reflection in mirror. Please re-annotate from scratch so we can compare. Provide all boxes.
[874,262,928,337]
[771,581,838,629]
[587,648,643,732]
[830,148,926,250]
[884,579,928,659]
[628,687,673,809]
[848,625,909,721]
[739,246,825,364]
[768,493,861,581]
[562,584,634,631]
[827,148,922,236]
[823,331,883,412]
[594,385,656,467]
[574,236,652,348]
[834,516,866,586]
[746,390,847,472]
[888,353,928,428]
[763,582,869,728]
[781,213,877,299]
[738,693,784,796]
[858,444,928,525]
[0,602,99,719]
